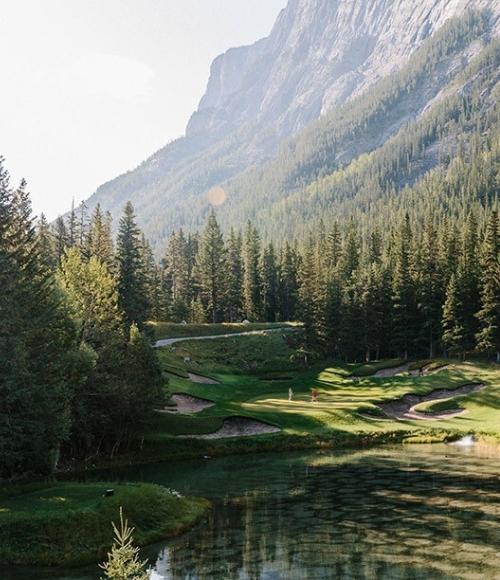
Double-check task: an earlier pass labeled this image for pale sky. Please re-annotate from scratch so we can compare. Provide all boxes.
[0,0,286,219]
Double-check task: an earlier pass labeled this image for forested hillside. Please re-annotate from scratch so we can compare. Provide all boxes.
[222,14,500,239]
[81,2,500,251]
[41,12,499,368]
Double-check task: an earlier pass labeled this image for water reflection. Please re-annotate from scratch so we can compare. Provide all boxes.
[142,444,500,579]
[4,444,500,579]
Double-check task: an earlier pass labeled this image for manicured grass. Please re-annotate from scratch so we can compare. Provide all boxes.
[350,359,405,377]
[149,321,298,340]
[0,482,210,566]
[150,331,500,451]
[160,332,306,377]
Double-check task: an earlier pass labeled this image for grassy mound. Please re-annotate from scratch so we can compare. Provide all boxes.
[0,482,210,567]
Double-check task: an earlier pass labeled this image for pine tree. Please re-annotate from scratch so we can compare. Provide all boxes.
[197,210,227,323]
[53,216,68,262]
[458,212,480,352]
[298,236,320,345]
[391,214,418,359]
[162,230,191,322]
[0,173,81,478]
[100,508,149,580]
[442,273,466,358]
[225,229,243,322]
[116,202,148,328]
[67,199,78,248]
[242,221,262,321]
[86,203,115,272]
[340,220,360,279]
[278,241,299,321]
[326,222,342,271]
[475,211,500,362]
[36,213,57,270]
[261,242,279,322]
[418,213,442,357]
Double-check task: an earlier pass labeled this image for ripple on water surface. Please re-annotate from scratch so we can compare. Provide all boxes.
[4,443,500,580]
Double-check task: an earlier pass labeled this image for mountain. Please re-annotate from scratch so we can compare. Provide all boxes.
[84,0,500,251]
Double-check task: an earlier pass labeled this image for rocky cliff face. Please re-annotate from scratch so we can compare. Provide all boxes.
[85,0,500,250]
[187,0,499,142]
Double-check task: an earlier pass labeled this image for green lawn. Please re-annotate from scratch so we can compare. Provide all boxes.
[150,331,500,450]
[0,482,210,566]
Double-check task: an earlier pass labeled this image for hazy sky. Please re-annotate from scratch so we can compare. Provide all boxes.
[0,0,286,219]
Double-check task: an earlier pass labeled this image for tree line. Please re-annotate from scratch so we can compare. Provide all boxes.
[0,163,164,480]
[53,198,497,365]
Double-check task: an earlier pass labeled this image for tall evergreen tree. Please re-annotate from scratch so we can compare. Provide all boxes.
[475,210,500,362]
[53,216,68,262]
[442,273,466,358]
[391,214,418,359]
[1,174,81,478]
[36,213,57,271]
[86,203,115,271]
[242,221,262,321]
[278,241,299,321]
[225,228,243,322]
[197,210,227,323]
[116,202,148,328]
[261,242,279,322]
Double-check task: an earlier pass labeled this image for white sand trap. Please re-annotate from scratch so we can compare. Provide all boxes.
[157,394,215,415]
[184,417,280,439]
[377,383,484,420]
[188,373,220,385]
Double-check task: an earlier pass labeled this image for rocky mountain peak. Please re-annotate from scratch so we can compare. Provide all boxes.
[187,0,500,143]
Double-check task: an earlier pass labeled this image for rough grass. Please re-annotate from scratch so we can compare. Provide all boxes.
[150,331,500,452]
[149,321,298,341]
[0,482,210,566]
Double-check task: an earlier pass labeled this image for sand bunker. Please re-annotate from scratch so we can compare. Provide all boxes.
[376,383,484,420]
[188,373,220,385]
[157,394,215,415]
[183,416,280,439]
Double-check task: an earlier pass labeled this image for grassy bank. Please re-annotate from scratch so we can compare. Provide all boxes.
[149,321,298,341]
[0,482,210,567]
[146,329,500,460]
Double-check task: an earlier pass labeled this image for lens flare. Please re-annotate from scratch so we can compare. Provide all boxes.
[206,186,227,207]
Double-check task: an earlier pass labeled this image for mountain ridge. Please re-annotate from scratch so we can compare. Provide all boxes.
[83,0,500,251]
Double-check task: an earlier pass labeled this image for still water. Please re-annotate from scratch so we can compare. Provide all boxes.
[6,443,500,579]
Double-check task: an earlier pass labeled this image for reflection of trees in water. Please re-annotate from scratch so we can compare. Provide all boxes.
[153,451,500,579]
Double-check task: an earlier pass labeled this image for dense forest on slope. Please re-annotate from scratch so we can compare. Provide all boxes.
[228,12,489,199]
[221,16,499,239]
[82,4,500,250]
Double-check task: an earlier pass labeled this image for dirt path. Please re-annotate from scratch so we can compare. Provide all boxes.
[154,327,294,348]
[181,417,280,439]
[377,383,484,420]
[157,394,215,415]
